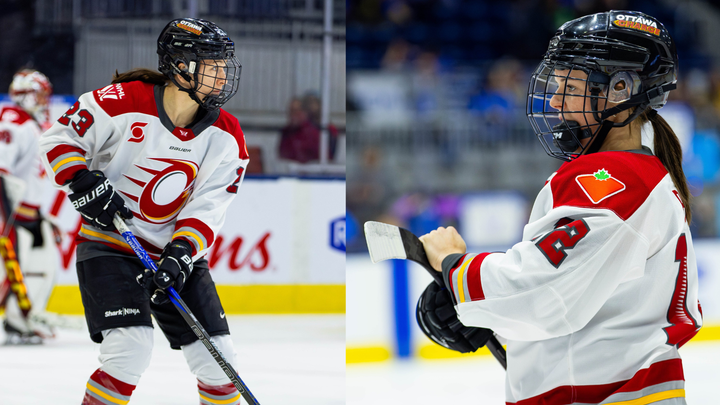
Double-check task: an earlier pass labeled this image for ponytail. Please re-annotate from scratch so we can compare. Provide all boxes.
[111,68,169,86]
[639,108,692,223]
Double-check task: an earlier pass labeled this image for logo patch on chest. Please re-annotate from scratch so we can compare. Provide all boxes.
[120,158,199,223]
[575,169,626,204]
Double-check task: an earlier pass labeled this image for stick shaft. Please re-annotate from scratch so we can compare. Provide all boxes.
[113,215,261,405]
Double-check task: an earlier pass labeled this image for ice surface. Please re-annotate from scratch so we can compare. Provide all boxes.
[0,314,345,404]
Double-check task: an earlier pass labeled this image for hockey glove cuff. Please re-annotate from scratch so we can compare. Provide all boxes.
[416,281,493,353]
[68,170,133,231]
[154,239,194,293]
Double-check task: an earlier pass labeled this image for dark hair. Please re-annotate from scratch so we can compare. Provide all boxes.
[638,109,692,223]
[111,68,169,85]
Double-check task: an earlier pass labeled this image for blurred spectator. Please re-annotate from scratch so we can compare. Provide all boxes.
[346,146,394,251]
[381,39,412,71]
[467,58,524,121]
[278,93,338,163]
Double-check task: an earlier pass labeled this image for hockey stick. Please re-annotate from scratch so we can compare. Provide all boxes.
[364,221,507,370]
[113,215,261,405]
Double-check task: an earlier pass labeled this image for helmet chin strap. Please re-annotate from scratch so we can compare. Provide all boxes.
[581,83,675,156]
[168,59,208,109]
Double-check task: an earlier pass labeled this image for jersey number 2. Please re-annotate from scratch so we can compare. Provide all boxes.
[58,101,94,137]
[226,167,244,194]
[535,219,590,268]
[663,234,701,348]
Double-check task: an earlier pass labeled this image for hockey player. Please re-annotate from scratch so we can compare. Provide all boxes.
[0,68,58,344]
[38,18,249,404]
[416,11,701,405]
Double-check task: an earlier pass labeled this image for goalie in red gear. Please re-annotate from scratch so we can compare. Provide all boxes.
[419,10,701,405]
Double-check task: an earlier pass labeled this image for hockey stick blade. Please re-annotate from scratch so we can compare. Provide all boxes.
[364,221,507,370]
[113,215,261,405]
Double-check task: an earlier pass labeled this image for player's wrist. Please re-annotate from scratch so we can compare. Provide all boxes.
[68,169,102,193]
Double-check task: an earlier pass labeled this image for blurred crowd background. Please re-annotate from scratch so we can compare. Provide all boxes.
[346,0,720,252]
[0,0,346,176]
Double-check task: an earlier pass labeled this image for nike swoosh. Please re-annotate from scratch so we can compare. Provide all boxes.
[220,312,225,319]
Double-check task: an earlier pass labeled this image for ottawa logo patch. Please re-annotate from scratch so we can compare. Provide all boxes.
[575,169,626,204]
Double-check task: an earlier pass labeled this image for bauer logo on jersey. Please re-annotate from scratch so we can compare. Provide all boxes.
[121,158,199,224]
[129,122,148,143]
[575,169,626,204]
[95,83,126,101]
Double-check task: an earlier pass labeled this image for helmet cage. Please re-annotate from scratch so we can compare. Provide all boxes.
[9,69,52,119]
[527,58,666,161]
[157,19,242,111]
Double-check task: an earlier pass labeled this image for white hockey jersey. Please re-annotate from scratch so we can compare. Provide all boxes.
[441,150,701,405]
[38,81,249,261]
[0,105,46,223]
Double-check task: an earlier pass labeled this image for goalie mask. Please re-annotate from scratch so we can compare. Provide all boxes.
[526,10,678,161]
[157,18,241,111]
[9,69,53,124]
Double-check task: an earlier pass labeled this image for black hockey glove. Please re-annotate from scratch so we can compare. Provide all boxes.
[136,240,194,305]
[15,212,44,248]
[68,170,132,231]
[416,281,494,353]
[154,239,193,292]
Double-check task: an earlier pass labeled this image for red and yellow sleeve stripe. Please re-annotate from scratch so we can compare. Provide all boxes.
[46,144,87,185]
[173,218,215,256]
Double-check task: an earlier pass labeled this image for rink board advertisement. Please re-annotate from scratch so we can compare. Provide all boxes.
[44,177,345,314]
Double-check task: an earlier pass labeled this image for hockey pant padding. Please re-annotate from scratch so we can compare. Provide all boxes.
[3,222,57,336]
[98,326,153,385]
[182,334,238,385]
[83,368,136,405]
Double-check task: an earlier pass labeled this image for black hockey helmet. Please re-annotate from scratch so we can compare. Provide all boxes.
[158,18,242,111]
[526,10,678,161]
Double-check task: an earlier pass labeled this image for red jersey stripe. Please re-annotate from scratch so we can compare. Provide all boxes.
[466,253,492,301]
[46,144,86,163]
[507,358,684,405]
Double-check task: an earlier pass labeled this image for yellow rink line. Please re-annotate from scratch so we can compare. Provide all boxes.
[43,284,345,314]
[347,324,720,364]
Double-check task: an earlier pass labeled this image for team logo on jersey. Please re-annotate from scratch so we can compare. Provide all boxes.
[96,83,126,101]
[122,158,199,224]
[575,169,626,204]
[129,122,148,143]
[172,127,195,141]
